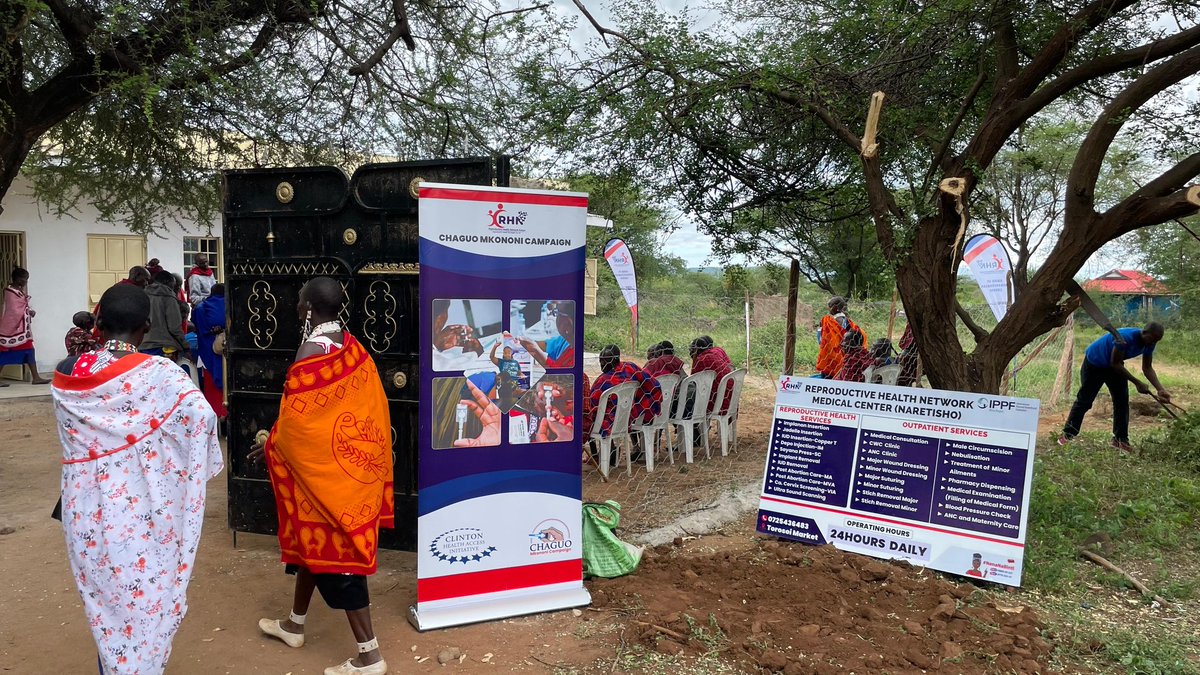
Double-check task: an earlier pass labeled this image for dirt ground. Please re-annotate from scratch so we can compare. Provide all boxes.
[0,376,1058,674]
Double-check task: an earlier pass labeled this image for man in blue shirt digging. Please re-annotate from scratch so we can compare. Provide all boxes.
[1060,323,1170,451]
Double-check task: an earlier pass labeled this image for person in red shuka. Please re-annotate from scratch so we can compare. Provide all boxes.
[583,345,662,437]
[833,330,874,382]
[689,336,734,414]
[644,340,687,378]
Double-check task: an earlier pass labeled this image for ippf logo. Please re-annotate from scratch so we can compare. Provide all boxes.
[528,519,573,556]
[976,396,1015,412]
[487,203,528,230]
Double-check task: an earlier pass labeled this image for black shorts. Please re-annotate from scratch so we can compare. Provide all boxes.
[285,564,370,611]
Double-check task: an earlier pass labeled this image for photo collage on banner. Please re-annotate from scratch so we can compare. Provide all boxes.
[414,183,591,630]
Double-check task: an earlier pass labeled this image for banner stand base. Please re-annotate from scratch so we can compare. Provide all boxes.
[408,587,592,631]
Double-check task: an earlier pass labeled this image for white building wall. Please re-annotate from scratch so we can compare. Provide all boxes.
[0,177,220,370]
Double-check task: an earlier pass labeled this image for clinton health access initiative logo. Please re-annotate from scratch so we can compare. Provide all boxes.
[487,203,528,234]
[528,519,573,557]
[429,528,496,565]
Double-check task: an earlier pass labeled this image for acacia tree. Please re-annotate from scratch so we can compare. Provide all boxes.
[534,0,1200,392]
[975,115,1147,293]
[4,0,567,231]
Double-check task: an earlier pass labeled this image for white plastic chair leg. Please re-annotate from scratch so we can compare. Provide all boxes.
[681,423,695,463]
[640,430,656,473]
[598,437,612,478]
[701,420,712,460]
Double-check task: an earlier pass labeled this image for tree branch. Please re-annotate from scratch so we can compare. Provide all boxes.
[349,0,416,76]
[43,0,99,51]
[1066,45,1200,223]
[165,20,279,90]
[1000,0,1138,103]
[925,68,986,193]
[1110,184,1200,236]
[1020,23,1200,120]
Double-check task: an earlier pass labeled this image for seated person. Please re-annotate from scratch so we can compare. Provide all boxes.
[64,311,99,357]
[816,296,866,378]
[644,340,687,378]
[834,330,874,382]
[583,345,662,437]
[689,336,734,414]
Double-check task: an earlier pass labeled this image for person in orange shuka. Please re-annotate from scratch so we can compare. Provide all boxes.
[815,296,866,379]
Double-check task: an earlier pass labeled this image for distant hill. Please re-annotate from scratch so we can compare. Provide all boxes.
[687,266,723,276]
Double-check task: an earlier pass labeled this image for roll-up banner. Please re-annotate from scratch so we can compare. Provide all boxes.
[963,234,1014,322]
[756,377,1039,586]
[603,238,638,324]
[412,183,591,630]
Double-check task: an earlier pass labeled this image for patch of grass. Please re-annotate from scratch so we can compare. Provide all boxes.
[1143,413,1200,475]
[1024,436,1200,592]
[1099,631,1199,675]
[683,613,728,654]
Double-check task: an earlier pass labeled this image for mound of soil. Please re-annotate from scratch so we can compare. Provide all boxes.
[592,538,1052,673]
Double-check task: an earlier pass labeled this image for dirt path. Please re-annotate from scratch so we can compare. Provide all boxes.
[0,379,1057,674]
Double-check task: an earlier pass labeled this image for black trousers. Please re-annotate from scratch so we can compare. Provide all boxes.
[286,564,370,611]
[1063,360,1130,442]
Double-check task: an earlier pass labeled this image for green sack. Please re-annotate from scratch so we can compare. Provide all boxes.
[582,500,643,579]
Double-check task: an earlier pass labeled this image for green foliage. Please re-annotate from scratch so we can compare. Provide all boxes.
[1143,413,1200,475]
[1131,216,1200,322]
[572,172,685,282]
[1101,631,1200,675]
[11,0,576,233]
[1024,438,1200,592]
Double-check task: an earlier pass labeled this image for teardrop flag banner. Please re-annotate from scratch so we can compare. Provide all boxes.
[963,234,1014,322]
[603,238,639,325]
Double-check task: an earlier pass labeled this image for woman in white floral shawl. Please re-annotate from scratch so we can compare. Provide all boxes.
[52,283,223,674]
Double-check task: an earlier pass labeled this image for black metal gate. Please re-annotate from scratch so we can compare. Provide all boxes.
[222,158,509,551]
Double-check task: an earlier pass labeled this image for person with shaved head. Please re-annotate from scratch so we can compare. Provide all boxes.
[186,253,216,306]
[250,277,393,675]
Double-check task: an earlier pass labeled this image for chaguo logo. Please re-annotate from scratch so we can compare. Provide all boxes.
[528,519,573,556]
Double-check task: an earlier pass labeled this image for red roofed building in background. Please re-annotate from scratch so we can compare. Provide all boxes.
[1081,269,1179,318]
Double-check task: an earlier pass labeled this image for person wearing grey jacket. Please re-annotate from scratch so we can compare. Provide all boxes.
[140,271,189,358]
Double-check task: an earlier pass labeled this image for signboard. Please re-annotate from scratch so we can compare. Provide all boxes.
[412,183,591,630]
[963,234,1014,322]
[756,378,1039,586]
[603,238,638,323]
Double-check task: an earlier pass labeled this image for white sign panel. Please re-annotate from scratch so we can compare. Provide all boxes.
[757,377,1039,586]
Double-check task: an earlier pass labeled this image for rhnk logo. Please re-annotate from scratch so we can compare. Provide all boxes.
[487,203,528,230]
[976,254,1006,271]
[528,519,573,556]
[780,377,803,391]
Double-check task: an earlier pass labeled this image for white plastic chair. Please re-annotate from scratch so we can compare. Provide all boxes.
[178,359,202,389]
[709,369,747,456]
[588,381,637,478]
[631,373,679,473]
[668,370,715,463]
[864,364,902,386]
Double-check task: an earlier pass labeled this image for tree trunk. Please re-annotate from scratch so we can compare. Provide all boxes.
[0,129,36,212]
